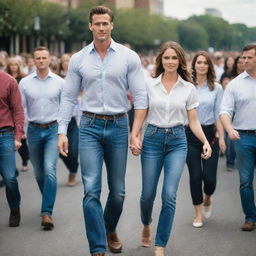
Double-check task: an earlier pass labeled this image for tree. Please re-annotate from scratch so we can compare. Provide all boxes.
[177,21,209,51]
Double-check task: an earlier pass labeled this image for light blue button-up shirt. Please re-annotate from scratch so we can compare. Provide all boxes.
[196,82,223,125]
[58,39,148,134]
[19,71,64,124]
[220,71,256,130]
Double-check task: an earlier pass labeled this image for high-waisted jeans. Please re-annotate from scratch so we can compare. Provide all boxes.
[140,124,187,247]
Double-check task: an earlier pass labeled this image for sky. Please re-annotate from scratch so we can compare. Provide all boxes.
[163,0,256,27]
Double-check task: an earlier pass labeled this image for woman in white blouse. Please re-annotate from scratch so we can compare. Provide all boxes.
[136,42,212,256]
[186,51,225,228]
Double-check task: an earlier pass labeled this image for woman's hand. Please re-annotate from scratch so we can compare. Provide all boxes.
[201,141,212,159]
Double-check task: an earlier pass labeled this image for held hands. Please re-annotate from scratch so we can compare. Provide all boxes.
[129,132,142,156]
[201,141,212,160]
[58,134,68,157]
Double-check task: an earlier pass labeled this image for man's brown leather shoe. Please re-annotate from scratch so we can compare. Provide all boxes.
[41,215,54,231]
[91,254,105,256]
[107,232,122,253]
[241,221,255,231]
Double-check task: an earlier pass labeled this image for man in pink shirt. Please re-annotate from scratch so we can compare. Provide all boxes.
[0,71,24,227]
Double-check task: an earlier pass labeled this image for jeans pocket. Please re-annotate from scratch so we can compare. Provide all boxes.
[115,116,128,129]
[144,126,157,137]
[80,116,93,128]
[174,128,186,139]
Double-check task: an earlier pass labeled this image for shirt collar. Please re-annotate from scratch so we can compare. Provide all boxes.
[88,39,117,54]
[152,73,186,87]
[241,70,255,80]
[32,70,53,80]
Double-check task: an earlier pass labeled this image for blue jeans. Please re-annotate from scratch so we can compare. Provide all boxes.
[27,123,58,216]
[59,117,79,174]
[0,131,21,210]
[225,131,236,168]
[235,133,256,222]
[140,124,187,247]
[79,114,128,254]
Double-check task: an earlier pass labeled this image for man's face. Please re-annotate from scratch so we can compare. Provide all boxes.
[242,48,256,73]
[34,50,50,72]
[89,14,113,43]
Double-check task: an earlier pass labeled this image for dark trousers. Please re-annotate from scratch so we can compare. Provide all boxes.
[59,117,79,174]
[18,138,29,166]
[186,125,219,205]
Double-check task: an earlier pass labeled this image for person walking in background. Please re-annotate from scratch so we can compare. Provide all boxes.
[213,52,224,82]
[58,6,148,256]
[19,46,64,231]
[231,55,245,78]
[0,71,24,227]
[186,51,225,228]
[220,44,256,232]
[135,42,211,256]
[6,57,30,172]
[220,56,234,81]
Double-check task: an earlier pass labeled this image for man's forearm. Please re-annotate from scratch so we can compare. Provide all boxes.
[131,109,148,136]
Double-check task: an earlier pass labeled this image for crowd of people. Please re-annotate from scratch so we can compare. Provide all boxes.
[0,5,255,256]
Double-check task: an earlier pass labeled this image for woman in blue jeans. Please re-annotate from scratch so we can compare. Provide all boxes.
[186,51,226,228]
[131,42,212,256]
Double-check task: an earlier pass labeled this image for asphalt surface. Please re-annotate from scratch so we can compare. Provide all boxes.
[0,152,256,256]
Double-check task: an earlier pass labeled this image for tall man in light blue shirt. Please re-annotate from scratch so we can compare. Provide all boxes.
[220,44,256,232]
[19,46,64,231]
[58,6,148,256]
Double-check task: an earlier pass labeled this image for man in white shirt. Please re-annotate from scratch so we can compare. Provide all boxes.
[19,46,64,230]
[220,44,256,232]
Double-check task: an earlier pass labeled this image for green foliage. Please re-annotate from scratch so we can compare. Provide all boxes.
[177,21,209,51]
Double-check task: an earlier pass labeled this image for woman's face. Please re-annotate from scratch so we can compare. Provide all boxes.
[194,55,209,76]
[226,57,234,69]
[237,57,245,74]
[162,48,179,73]
[9,63,19,73]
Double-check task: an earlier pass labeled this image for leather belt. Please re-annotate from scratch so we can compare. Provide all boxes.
[0,127,14,134]
[29,120,57,128]
[83,112,126,121]
[237,130,256,135]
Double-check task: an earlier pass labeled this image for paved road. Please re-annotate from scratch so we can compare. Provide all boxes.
[0,152,256,256]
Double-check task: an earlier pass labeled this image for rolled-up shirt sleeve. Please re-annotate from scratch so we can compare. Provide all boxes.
[219,86,235,119]
[186,86,199,110]
[127,52,148,110]
[58,54,82,135]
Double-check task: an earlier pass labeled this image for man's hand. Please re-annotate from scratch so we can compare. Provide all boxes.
[58,134,68,157]
[219,138,226,153]
[14,140,22,151]
[228,129,240,140]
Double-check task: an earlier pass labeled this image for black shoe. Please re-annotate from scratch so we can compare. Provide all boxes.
[9,207,20,227]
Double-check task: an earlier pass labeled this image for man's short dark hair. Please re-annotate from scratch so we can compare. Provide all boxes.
[89,5,114,23]
[243,44,256,55]
[33,46,50,57]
